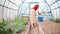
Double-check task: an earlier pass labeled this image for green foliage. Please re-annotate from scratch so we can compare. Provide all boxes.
[5,17,28,33]
[0,30,13,34]
[0,21,13,34]
[0,17,28,34]
[49,18,60,23]
[55,18,60,23]
[22,18,28,25]
[0,21,7,31]
[49,18,54,21]
[14,17,28,25]
[9,22,26,33]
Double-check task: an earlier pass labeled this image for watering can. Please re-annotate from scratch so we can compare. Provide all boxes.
[37,15,43,22]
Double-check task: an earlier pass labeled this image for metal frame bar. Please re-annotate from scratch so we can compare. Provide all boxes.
[51,3,59,18]
[2,0,6,20]
[22,5,29,16]
[50,0,58,6]
[17,0,25,16]
[52,6,60,10]
[43,0,51,12]
[1,0,19,21]
[5,2,10,20]
[43,0,53,20]
[0,4,18,11]
[8,0,19,6]
[16,0,25,23]
[29,2,39,4]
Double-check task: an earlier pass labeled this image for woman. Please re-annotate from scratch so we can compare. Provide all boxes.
[30,5,39,28]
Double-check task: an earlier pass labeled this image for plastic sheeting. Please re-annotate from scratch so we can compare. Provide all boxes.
[0,0,60,20]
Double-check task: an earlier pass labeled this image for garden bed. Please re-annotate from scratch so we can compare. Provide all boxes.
[0,17,28,34]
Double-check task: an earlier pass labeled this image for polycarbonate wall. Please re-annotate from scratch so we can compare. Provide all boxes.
[19,0,60,20]
[0,0,60,21]
[0,0,23,21]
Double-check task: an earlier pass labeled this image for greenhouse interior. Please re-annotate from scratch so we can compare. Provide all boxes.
[0,0,60,34]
